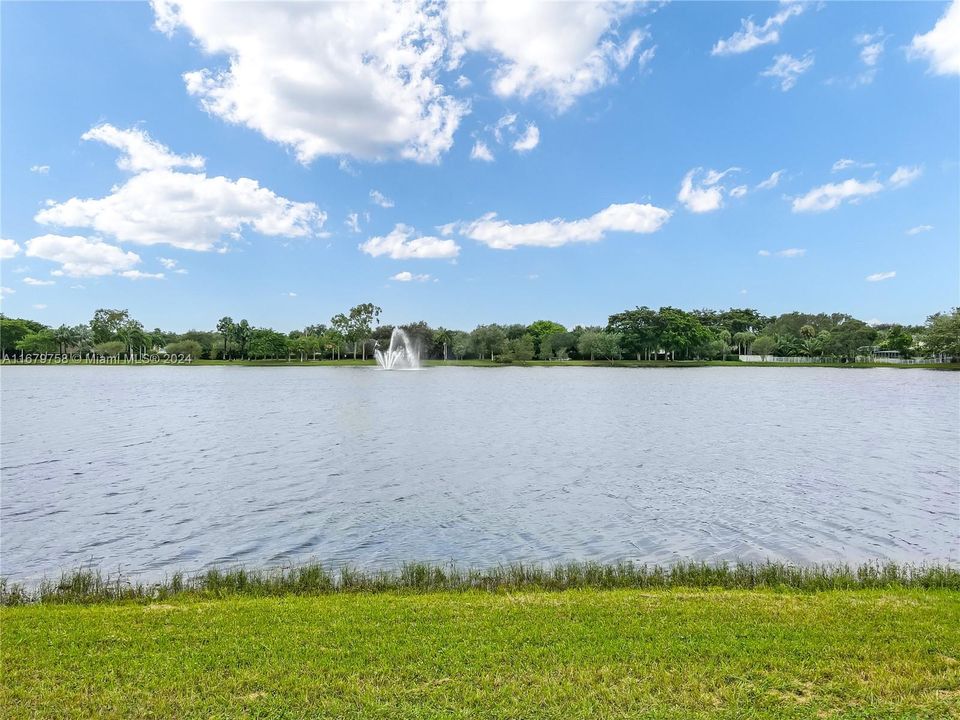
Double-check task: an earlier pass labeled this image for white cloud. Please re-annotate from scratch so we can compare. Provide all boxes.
[345,212,361,233]
[512,123,540,152]
[677,168,738,213]
[729,185,748,199]
[23,276,56,286]
[866,271,896,282]
[174,268,188,275]
[390,271,431,282]
[33,304,47,310]
[158,257,178,269]
[791,178,884,213]
[832,158,875,172]
[759,248,805,258]
[761,52,814,91]
[448,3,652,111]
[455,74,471,89]
[360,223,460,259]
[25,234,142,277]
[711,3,805,56]
[284,291,297,297]
[908,0,960,76]
[82,124,204,172]
[888,165,923,188]
[36,127,323,252]
[906,224,934,235]
[30,164,50,174]
[756,169,785,190]
[470,140,494,162]
[0,238,21,259]
[154,1,468,164]
[493,113,517,143]
[338,158,359,176]
[845,28,888,85]
[369,190,395,208]
[794,163,922,213]
[120,270,165,280]
[459,202,671,250]
[0,287,14,297]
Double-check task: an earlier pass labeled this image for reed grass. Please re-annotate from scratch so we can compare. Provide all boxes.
[3,559,957,606]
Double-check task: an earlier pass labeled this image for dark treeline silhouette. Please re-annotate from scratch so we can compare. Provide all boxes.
[2,304,958,363]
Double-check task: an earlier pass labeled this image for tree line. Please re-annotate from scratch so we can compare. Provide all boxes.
[1,304,957,363]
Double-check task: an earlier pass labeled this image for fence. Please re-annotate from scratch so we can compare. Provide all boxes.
[739,354,943,364]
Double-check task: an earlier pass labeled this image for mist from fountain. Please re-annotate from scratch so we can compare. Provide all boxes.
[374,328,421,370]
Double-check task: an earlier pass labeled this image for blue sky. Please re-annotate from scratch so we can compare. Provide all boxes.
[1,1,957,331]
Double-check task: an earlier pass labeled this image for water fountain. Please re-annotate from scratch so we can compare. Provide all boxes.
[374,328,421,370]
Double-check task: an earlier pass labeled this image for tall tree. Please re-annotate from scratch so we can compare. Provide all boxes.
[216,317,235,359]
[608,306,658,360]
[231,320,251,359]
[347,303,382,360]
[90,308,130,344]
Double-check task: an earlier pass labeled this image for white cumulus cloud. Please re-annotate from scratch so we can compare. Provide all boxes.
[0,238,21,259]
[82,124,204,172]
[25,234,142,277]
[761,52,814,91]
[448,2,653,111]
[908,0,960,76]
[906,224,934,235]
[369,190,395,208]
[458,202,671,250]
[360,223,460,259]
[866,271,896,282]
[512,123,540,153]
[792,179,884,213]
[888,165,923,188]
[711,3,805,56]
[35,125,324,252]
[794,164,923,213]
[30,164,50,174]
[23,277,56,286]
[154,1,468,164]
[470,140,494,162]
[677,167,738,213]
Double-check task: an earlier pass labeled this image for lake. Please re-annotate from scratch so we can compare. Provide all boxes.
[1,366,957,582]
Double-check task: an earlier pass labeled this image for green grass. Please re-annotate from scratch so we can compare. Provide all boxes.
[2,586,957,719]
[4,561,958,606]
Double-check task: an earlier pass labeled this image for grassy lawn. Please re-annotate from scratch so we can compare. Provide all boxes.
[3,588,958,719]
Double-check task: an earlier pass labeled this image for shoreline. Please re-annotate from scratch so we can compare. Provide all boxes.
[2,358,958,370]
[4,560,957,606]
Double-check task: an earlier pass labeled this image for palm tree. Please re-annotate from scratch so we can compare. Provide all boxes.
[72,325,94,355]
[216,316,234,359]
[733,331,755,355]
[52,324,75,355]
